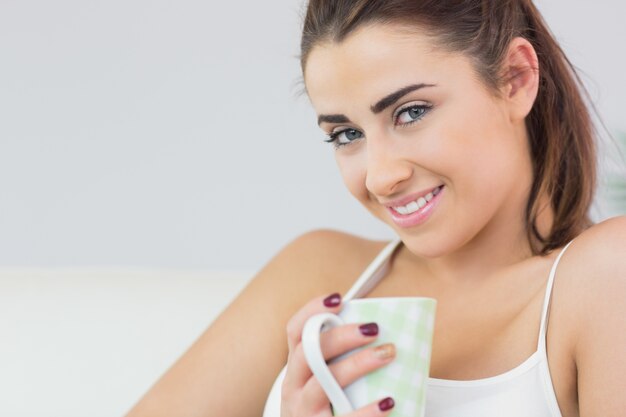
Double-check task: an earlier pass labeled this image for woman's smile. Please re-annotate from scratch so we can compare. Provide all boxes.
[385,185,444,228]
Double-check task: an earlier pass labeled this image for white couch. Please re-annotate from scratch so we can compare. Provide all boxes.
[0,268,253,417]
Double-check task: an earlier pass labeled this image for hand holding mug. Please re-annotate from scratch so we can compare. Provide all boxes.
[302,297,436,417]
[280,293,400,417]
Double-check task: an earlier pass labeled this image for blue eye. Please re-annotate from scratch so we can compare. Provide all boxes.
[324,128,364,149]
[395,104,431,125]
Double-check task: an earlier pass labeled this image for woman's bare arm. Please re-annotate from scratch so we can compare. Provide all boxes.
[561,216,626,416]
[124,230,370,417]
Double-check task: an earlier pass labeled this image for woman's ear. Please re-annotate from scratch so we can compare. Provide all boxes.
[502,37,539,121]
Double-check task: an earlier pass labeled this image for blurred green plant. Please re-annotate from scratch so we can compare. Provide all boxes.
[605,131,626,214]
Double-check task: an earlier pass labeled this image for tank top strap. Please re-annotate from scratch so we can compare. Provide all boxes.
[344,237,403,301]
[537,239,576,352]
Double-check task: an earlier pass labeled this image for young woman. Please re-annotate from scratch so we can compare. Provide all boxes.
[126,1,626,416]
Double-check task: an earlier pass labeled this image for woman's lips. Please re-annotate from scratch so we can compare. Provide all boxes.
[386,186,444,228]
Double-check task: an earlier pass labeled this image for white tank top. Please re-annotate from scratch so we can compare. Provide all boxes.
[263,238,574,417]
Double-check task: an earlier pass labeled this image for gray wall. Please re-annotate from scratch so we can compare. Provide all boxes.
[1,0,624,270]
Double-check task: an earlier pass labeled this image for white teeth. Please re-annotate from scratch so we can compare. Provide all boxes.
[392,186,442,215]
[394,200,421,215]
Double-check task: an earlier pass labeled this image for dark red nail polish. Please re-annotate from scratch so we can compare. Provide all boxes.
[378,397,395,411]
[323,293,341,307]
[359,322,379,336]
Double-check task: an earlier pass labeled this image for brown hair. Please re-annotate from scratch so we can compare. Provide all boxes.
[300,0,596,255]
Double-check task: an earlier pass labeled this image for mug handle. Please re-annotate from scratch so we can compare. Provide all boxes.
[302,313,353,415]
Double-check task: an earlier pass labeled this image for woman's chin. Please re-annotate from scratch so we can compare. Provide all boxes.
[400,237,450,259]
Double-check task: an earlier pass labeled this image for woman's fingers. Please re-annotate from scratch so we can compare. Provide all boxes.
[328,343,396,386]
[287,322,379,386]
[281,293,397,417]
[300,342,396,410]
[285,293,342,352]
[346,397,396,417]
[282,292,345,405]
[321,322,379,359]
[308,397,396,417]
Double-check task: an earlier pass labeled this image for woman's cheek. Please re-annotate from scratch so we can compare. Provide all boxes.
[337,157,369,201]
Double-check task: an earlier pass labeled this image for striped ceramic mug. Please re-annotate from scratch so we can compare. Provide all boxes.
[302,297,437,417]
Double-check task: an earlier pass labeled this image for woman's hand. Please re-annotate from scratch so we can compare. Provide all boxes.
[280,293,396,417]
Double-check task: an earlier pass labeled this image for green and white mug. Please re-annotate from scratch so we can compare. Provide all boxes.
[302,297,437,417]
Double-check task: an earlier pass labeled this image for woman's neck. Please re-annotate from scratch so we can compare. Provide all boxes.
[400,192,554,286]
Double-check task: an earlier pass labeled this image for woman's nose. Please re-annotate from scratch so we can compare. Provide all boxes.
[364,139,413,197]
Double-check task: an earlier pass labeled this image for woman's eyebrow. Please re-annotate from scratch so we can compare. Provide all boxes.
[317,83,435,126]
[370,83,436,114]
[317,114,351,126]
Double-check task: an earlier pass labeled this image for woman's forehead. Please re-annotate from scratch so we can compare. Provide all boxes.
[304,24,440,79]
[304,25,470,110]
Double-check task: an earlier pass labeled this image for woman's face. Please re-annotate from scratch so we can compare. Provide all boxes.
[304,24,534,258]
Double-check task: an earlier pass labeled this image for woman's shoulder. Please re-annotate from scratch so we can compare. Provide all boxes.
[554,216,626,412]
[561,215,626,273]
[553,217,626,353]
[252,229,391,308]
[554,215,626,295]
[285,228,389,261]
[279,228,391,286]
[579,214,626,241]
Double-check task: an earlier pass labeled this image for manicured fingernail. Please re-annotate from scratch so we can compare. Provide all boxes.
[323,293,341,307]
[378,397,395,411]
[373,343,395,360]
[359,322,379,336]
